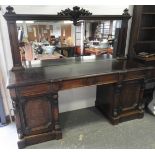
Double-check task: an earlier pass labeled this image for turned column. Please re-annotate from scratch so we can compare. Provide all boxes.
[113,83,122,118]
[51,83,62,139]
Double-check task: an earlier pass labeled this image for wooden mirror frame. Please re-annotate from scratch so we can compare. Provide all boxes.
[3,6,131,70]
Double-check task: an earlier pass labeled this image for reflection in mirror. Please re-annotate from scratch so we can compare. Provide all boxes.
[16,19,122,64]
[83,20,122,56]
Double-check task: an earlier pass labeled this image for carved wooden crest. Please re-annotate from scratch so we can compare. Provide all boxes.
[5,5,16,15]
[57,6,92,25]
[122,8,129,16]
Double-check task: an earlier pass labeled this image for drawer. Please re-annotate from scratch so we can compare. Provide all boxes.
[61,74,118,90]
[19,83,50,96]
[80,74,118,86]
[61,79,85,90]
[125,70,145,80]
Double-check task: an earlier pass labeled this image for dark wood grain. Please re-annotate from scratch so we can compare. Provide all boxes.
[7,56,155,148]
[5,6,155,149]
[128,5,155,62]
[3,6,131,70]
[3,14,131,21]
[7,21,22,69]
[128,5,143,58]
[8,56,148,89]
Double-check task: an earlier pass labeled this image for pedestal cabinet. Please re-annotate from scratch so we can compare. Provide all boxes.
[10,84,62,148]
[95,79,144,124]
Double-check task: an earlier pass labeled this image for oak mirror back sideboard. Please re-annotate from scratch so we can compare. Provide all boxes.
[4,6,155,149]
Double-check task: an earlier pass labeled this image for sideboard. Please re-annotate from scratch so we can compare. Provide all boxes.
[7,55,155,148]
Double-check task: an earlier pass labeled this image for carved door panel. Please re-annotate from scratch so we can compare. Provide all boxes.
[19,94,53,136]
[119,80,144,113]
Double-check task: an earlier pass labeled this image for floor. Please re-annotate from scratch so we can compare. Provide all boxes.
[0,107,155,149]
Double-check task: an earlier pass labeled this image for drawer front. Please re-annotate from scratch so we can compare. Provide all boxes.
[61,74,118,90]
[19,83,50,96]
[125,70,145,81]
[10,74,119,95]
[86,74,118,86]
[61,79,85,90]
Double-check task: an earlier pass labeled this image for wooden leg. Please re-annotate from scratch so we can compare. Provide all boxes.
[138,82,145,111]
[17,139,26,149]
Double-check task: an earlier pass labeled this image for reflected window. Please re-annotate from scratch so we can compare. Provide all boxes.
[84,20,121,56]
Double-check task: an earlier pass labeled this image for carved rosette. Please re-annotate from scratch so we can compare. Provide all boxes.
[51,82,62,92]
[57,6,92,25]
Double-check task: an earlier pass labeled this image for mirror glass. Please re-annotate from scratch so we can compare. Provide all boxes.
[16,19,122,63]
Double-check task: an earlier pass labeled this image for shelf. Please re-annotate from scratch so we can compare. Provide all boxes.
[142,12,155,15]
[136,55,155,62]
[141,14,155,27]
[141,27,155,30]
[129,6,155,60]
[138,28,155,41]
[142,6,155,13]
[134,42,155,54]
[137,41,155,43]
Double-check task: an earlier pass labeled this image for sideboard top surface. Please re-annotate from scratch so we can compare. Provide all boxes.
[7,55,154,88]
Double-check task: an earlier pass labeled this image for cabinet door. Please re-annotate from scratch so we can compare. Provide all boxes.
[120,80,144,113]
[95,79,144,124]
[19,94,53,136]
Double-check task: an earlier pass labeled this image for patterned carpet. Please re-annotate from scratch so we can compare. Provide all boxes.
[1,107,155,149]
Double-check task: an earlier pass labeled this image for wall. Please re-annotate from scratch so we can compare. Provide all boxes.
[0,17,12,116]
[1,5,129,15]
[0,5,133,114]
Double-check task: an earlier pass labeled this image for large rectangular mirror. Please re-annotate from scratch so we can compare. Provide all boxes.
[4,6,130,70]
[16,19,122,63]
